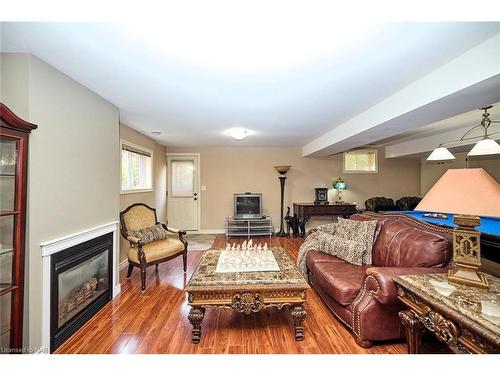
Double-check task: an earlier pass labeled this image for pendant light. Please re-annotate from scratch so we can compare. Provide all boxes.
[426,106,500,161]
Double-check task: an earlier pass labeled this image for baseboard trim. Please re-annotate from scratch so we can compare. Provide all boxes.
[189,229,225,235]
[113,284,122,298]
[119,259,128,270]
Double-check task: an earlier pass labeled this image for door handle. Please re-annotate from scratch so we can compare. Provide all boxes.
[194,197,198,201]
[194,193,198,196]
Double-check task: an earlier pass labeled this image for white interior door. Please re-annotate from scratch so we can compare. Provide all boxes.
[167,154,200,231]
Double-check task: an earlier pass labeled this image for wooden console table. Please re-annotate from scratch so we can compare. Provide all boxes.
[293,203,357,236]
[395,273,500,354]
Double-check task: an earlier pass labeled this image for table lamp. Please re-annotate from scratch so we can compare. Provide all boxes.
[415,168,500,289]
[333,177,347,203]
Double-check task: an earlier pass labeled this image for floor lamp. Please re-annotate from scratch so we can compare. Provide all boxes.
[274,165,291,237]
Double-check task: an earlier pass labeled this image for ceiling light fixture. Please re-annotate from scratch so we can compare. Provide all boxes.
[151,131,162,135]
[226,128,250,141]
[426,106,500,161]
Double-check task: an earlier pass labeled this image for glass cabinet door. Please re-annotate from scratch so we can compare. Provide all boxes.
[0,139,17,212]
[0,135,20,351]
[0,138,18,293]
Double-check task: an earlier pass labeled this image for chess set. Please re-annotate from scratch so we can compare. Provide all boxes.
[215,239,280,273]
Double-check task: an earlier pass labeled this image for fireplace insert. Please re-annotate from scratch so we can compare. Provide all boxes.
[50,232,112,352]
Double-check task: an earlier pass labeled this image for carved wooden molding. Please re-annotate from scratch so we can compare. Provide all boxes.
[0,102,38,133]
[397,285,499,354]
[231,293,265,314]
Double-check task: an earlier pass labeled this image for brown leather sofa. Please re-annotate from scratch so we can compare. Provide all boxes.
[306,212,453,347]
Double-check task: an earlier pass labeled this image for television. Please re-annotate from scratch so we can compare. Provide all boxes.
[234,193,263,219]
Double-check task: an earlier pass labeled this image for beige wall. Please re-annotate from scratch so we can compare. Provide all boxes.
[168,146,421,230]
[420,152,500,194]
[119,124,167,262]
[1,53,120,349]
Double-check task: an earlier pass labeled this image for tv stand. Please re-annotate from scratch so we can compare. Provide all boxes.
[225,217,274,238]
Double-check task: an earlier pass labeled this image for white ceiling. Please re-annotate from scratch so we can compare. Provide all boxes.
[2,21,500,148]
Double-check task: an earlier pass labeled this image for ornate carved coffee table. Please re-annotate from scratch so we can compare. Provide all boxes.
[185,247,309,343]
[395,273,500,354]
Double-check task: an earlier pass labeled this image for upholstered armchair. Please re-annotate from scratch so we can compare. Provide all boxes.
[364,197,398,212]
[120,203,188,291]
[396,196,422,211]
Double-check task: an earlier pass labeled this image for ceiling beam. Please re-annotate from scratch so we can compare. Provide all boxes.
[302,32,500,157]
[384,125,500,158]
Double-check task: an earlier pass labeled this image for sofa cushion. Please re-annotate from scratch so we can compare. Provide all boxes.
[371,220,450,267]
[128,238,184,263]
[306,251,369,306]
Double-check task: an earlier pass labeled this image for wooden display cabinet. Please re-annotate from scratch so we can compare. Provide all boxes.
[0,103,37,352]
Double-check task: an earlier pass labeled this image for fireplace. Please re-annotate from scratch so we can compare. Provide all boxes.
[50,232,112,352]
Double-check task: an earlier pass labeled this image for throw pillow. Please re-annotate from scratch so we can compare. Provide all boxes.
[128,223,168,244]
[316,223,338,235]
[336,218,377,265]
[329,236,367,266]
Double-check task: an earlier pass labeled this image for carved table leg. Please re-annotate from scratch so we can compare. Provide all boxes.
[188,307,205,344]
[399,310,425,354]
[291,305,307,341]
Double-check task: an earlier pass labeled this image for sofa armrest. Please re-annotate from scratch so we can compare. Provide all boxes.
[362,266,448,305]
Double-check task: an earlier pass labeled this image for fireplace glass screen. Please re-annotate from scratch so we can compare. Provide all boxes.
[57,251,109,328]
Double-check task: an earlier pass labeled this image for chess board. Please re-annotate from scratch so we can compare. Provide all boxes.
[215,250,280,273]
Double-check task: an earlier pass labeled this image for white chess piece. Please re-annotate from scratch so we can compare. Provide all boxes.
[242,240,247,250]
[257,244,262,251]
[263,243,268,251]
[236,244,241,251]
[231,243,236,251]
[248,239,253,248]
[225,243,230,251]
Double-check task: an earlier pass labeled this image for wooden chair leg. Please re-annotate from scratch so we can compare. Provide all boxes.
[183,250,187,272]
[140,266,147,292]
[126,264,134,278]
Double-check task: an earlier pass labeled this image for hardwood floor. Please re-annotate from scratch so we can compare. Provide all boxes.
[55,235,447,354]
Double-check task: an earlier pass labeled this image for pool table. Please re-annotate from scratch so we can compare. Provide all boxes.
[391,210,500,264]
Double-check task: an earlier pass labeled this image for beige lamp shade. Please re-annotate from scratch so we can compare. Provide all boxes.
[274,165,291,175]
[415,168,500,217]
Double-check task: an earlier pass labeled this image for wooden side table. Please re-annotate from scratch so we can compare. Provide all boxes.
[293,203,357,236]
[395,273,500,354]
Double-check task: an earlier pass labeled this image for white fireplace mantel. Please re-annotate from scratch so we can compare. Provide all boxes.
[39,221,121,353]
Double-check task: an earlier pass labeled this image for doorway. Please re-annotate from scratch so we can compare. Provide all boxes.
[166,153,200,231]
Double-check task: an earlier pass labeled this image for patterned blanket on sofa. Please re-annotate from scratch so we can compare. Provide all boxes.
[296,223,338,281]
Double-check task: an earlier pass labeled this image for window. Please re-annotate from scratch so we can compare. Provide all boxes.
[120,141,153,193]
[170,160,195,197]
[343,149,378,173]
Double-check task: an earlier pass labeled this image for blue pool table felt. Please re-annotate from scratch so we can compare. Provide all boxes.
[390,211,500,237]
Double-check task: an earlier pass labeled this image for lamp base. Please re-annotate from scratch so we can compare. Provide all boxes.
[448,214,489,290]
[448,268,488,289]
[276,230,288,237]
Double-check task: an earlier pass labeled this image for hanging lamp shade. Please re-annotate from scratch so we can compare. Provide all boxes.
[467,137,500,156]
[426,146,456,161]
